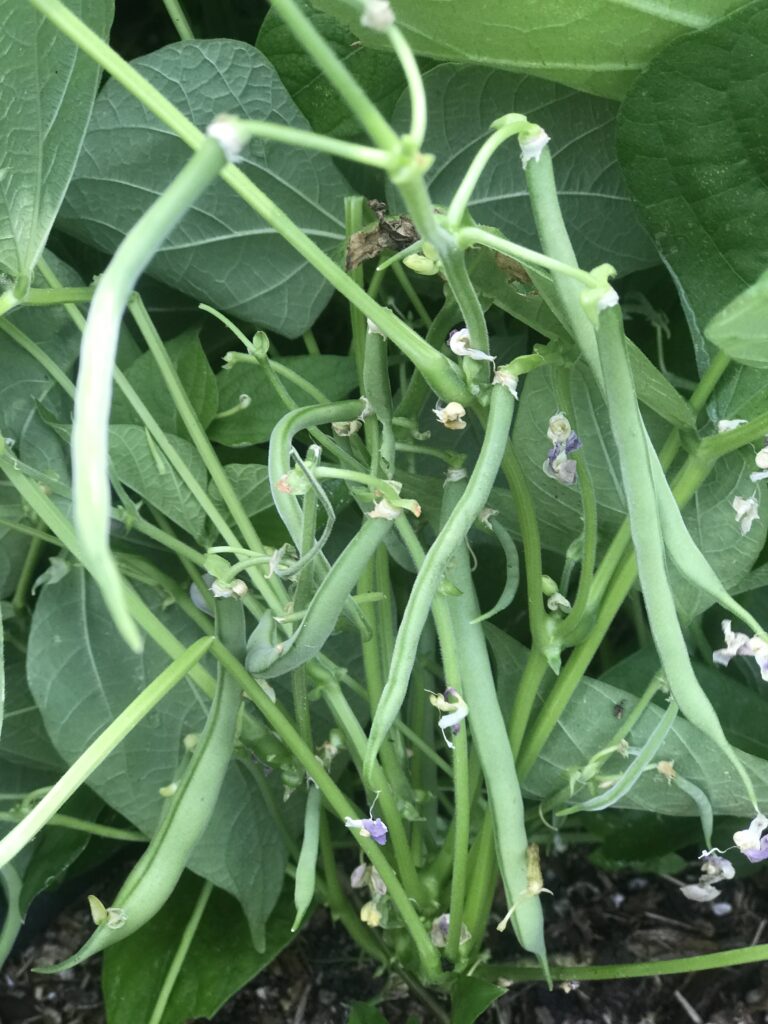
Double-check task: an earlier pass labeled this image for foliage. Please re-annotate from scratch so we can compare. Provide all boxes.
[0,0,767,1020]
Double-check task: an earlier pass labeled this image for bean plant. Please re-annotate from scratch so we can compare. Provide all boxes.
[1,0,768,1020]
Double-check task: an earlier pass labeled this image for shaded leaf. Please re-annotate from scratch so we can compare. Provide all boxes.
[705,267,768,368]
[387,65,657,275]
[60,40,353,337]
[310,0,747,99]
[618,0,768,340]
[102,875,294,1024]
[211,354,358,446]
[0,0,113,285]
[26,569,286,946]
[451,975,505,1024]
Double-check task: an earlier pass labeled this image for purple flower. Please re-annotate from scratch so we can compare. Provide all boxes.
[543,413,582,487]
[743,836,768,864]
[344,815,389,846]
[734,812,768,861]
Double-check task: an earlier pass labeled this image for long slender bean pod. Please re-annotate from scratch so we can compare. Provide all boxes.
[292,785,322,931]
[71,137,230,649]
[36,598,245,972]
[442,479,549,980]
[364,384,514,783]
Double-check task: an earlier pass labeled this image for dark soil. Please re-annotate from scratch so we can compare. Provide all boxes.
[4,854,768,1024]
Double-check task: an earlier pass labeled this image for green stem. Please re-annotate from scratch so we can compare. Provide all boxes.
[0,811,145,842]
[161,0,194,39]
[147,881,213,1024]
[0,866,23,967]
[239,119,390,167]
[11,534,44,613]
[12,286,95,307]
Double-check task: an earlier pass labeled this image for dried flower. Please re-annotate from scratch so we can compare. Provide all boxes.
[492,367,519,398]
[430,913,471,948]
[542,413,582,487]
[680,882,721,902]
[656,760,676,783]
[368,498,402,521]
[434,401,467,430]
[209,578,248,599]
[520,128,550,169]
[332,419,363,437]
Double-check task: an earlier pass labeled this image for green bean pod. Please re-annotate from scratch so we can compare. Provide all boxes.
[364,384,514,783]
[292,785,322,931]
[246,516,392,678]
[36,598,246,973]
[362,325,396,472]
[442,478,550,979]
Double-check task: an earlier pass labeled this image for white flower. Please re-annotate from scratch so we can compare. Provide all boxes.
[543,448,578,486]
[712,619,753,667]
[209,578,248,599]
[733,812,768,853]
[748,636,768,682]
[597,286,620,311]
[360,0,395,31]
[492,367,519,398]
[444,467,468,484]
[717,419,747,433]
[428,688,469,749]
[546,591,572,614]
[699,852,735,883]
[433,401,467,430]
[680,882,720,902]
[448,328,495,364]
[206,116,247,163]
[756,445,768,470]
[732,494,760,535]
[520,128,550,169]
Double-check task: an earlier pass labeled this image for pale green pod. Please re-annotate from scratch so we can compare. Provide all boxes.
[292,785,322,931]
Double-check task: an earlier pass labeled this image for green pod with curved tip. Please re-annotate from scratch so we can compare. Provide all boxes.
[246,516,392,678]
[35,599,245,974]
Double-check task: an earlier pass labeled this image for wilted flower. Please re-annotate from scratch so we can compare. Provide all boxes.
[428,688,469,749]
[209,578,248,599]
[520,128,550,169]
[368,498,402,520]
[430,913,471,948]
[332,419,363,437]
[543,413,582,487]
[699,852,735,882]
[448,328,495,364]
[546,591,572,614]
[344,815,389,846]
[734,812,768,863]
[366,318,384,336]
[752,445,768,482]
[492,367,519,398]
[656,760,676,783]
[434,401,467,430]
[680,882,721,902]
[732,494,760,535]
[547,412,573,445]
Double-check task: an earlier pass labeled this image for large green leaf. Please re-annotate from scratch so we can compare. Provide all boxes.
[0,643,62,770]
[26,569,286,947]
[705,266,768,368]
[617,0,768,334]
[258,0,406,140]
[310,0,747,99]
[102,875,294,1024]
[487,627,768,818]
[671,450,767,620]
[59,40,353,338]
[388,65,657,275]
[0,0,113,287]
[211,354,358,446]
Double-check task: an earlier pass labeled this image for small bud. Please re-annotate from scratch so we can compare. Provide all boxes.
[159,782,178,798]
[756,445,768,470]
[448,328,495,363]
[183,733,199,752]
[360,900,382,927]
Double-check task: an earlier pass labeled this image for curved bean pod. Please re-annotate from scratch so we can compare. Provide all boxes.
[36,598,246,973]
[246,516,392,678]
[292,785,322,931]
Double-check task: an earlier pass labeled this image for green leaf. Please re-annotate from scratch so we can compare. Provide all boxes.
[209,464,273,526]
[109,425,209,541]
[110,328,218,435]
[59,39,353,338]
[26,568,287,947]
[348,1006,389,1024]
[487,626,768,818]
[18,789,102,913]
[670,450,767,620]
[617,0,768,333]
[258,0,406,140]
[387,65,657,275]
[102,875,295,1024]
[0,643,62,769]
[310,0,747,99]
[0,0,113,286]
[705,267,768,368]
[450,975,505,1024]
[211,354,358,446]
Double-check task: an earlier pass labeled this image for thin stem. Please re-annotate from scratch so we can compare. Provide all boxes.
[11,534,44,613]
[161,0,194,39]
[148,881,213,1024]
[0,810,145,842]
[0,867,23,967]
[238,119,390,167]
